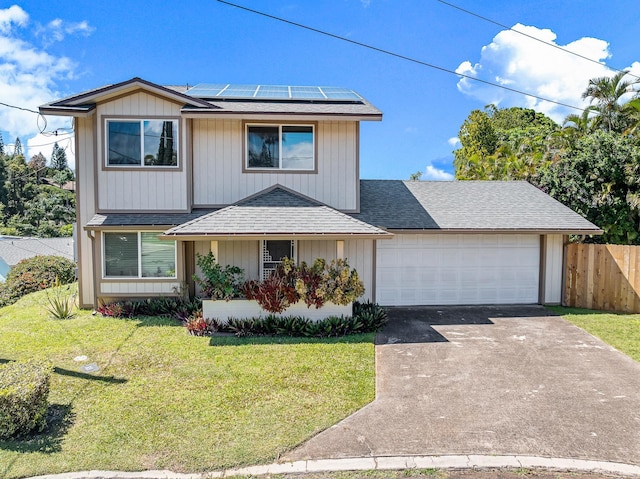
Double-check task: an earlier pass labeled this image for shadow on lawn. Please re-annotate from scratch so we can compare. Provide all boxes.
[0,403,74,456]
[53,366,127,384]
[0,359,126,384]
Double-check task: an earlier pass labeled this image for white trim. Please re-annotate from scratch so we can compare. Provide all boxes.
[102,230,178,280]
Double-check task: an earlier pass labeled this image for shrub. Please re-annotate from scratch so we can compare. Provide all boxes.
[184,311,220,336]
[97,296,202,321]
[45,278,76,319]
[200,301,387,338]
[241,257,365,313]
[0,255,76,307]
[193,252,244,300]
[0,360,53,439]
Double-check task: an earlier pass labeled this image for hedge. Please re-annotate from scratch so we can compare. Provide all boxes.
[0,360,53,439]
[0,255,76,306]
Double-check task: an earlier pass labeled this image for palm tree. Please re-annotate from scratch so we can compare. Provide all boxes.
[581,70,640,133]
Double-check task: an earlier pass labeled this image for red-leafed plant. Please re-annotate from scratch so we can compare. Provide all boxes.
[242,264,299,314]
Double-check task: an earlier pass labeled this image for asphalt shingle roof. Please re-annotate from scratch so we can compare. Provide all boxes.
[163,187,390,237]
[352,180,601,233]
[0,237,74,266]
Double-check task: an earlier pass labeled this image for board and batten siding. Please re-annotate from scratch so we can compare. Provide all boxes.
[76,116,97,307]
[191,119,359,210]
[96,91,188,212]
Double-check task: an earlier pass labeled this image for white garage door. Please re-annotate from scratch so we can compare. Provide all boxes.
[376,234,540,306]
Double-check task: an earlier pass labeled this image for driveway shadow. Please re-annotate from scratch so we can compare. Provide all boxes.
[375,304,557,344]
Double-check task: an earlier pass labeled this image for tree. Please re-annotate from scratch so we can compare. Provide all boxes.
[28,153,47,184]
[581,70,640,134]
[409,171,422,181]
[0,132,4,158]
[534,130,640,244]
[453,105,558,180]
[13,137,22,157]
[50,142,68,170]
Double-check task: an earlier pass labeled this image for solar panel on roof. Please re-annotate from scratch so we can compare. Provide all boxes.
[185,83,363,102]
[290,86,326,99]
[218,85,259,97]
[319,87,362,100]
[255,85,290,98]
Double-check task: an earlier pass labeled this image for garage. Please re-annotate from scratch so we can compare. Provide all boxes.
[376,233,540,306]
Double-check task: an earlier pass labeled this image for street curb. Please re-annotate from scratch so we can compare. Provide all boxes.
[26,455,640,479]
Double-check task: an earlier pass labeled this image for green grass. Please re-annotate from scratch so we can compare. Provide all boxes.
[549,306,640,362]
[0,285,375,478]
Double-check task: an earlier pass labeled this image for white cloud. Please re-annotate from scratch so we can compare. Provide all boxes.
[423,165,454,181]
[0,5,27,33]
[360,0,371,7]
[448,136,460,147]
[36,18,94,46]
[455,24,636,122]
[0,5,91,168]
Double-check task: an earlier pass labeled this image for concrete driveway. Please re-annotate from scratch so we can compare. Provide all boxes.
[284,305,640,465]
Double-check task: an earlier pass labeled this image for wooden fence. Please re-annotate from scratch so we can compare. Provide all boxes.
[564,243,640,313]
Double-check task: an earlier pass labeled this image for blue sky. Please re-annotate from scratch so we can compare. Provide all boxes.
[0,0,638,179]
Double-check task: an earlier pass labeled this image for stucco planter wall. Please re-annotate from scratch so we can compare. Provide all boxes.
[202,299,352,322]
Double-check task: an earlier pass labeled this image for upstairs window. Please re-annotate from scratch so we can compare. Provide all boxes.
[246,124,314,171]
[106,119,178,167]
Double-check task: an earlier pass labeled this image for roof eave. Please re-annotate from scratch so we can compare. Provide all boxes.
[386,228,604,235]
[39,104,96,117]
[159,232,393,241]
[180,109,383,121]
[44,77,212,110]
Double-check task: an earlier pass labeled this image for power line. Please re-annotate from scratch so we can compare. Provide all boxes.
[0,99,73,137]
[436,0,640,81]
[215,0,586,112]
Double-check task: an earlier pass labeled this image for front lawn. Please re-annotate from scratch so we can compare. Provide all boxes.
[0,286,375,479]
[549,306,640,362]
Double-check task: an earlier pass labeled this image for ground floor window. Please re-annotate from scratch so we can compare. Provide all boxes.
[103,232,176,278]
[261,240,296,280]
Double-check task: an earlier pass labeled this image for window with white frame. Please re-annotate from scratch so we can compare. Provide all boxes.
[246,124,314,170]
[260,240,296,280]
[106,119,178,167]
[103,232,177,278]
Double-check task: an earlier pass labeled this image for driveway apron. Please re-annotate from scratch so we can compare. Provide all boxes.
[284,306,640,465]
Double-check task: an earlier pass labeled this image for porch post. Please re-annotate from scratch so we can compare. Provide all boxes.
[210,240,219,263]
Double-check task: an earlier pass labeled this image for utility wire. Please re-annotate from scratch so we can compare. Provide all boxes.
[436,0,640,81]
[216,0,586,112]
[0,99,73,137]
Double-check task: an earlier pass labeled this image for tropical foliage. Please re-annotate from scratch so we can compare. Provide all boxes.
[0,137,75,237]
[453,70,640,244]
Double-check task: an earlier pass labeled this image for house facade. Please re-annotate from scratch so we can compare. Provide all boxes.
[41,78,601,309]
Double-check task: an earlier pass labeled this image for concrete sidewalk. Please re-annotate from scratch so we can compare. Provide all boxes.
[27,455,640,479]
[284,307,640,466]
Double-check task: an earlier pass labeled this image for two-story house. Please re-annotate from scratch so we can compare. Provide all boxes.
[40,78,601,310]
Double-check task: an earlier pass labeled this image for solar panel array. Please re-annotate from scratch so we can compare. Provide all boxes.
[184,84,363,101]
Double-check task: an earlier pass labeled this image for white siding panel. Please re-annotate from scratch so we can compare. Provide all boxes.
[76,117,96,307]
[100,282,179,295]
[544,234,564,304]
[192,119,358,209]
[96,92,187,211]
[376,234,540,306]
[345,239,374,302]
